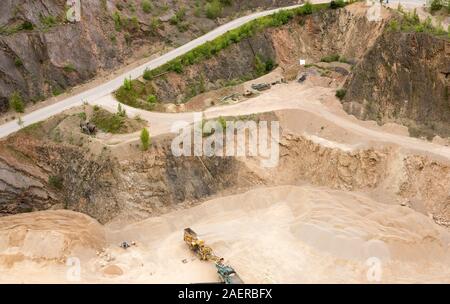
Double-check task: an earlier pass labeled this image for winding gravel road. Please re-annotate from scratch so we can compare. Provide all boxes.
[0,2,320,139]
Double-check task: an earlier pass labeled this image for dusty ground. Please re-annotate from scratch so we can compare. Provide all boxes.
[1,185,449,283]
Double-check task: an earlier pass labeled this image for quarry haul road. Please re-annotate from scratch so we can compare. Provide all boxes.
[93,83,450,162]
[0,1,336,139]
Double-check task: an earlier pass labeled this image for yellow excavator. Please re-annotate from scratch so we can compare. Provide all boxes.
[183,228,244,284]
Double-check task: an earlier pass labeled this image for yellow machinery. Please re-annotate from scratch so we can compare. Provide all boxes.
[183,228,218,261]
[183,228,244,284]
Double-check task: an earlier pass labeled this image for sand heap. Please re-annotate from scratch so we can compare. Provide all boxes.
[2,185,448,283]
[0,210,105,283]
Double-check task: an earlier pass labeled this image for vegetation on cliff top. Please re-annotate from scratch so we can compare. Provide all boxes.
[388,6,449,38]
[115,1,348,109]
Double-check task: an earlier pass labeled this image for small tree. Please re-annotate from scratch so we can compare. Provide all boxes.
[9,91,24,113]
[123,77,132,90]
[147,94,157,104]
[140,127,150,151]
[430,0,443,12]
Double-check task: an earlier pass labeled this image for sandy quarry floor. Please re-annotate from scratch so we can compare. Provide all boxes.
[1,185,449,283]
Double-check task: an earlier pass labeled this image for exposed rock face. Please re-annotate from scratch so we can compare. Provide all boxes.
[0,0,117,111]
[2,112,450,226]
[277,134,388,191]
[0,119,264,223]
[343,31,450,139]
[0,144,59,215]
[0,0,300,112]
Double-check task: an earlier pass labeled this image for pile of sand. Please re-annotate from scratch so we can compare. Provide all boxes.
[100,185,450,283]
[0,186,449,283]
[0,210,105,283]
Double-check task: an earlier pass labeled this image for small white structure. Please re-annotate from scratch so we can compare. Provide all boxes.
[66,0,81,22]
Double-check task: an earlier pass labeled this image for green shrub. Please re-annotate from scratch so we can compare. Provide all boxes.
[20,21,34,30]
[14,57,23,67]
[48,175,63,189]
[124,77,132,90]
[176,7,186,21]
[147,95,157,104]
[430,0,443,12]
[320,54,340,62]
[169,60,184,73]
[142,0,152,13]
[52,87,64,96]
[265,58,275,72]
[125,16,139,31]
[78,112,87,121]
[300,2,313,15]
[330,0,346,9]
[143,69,153,80]
[218,116,227,130]
[388,19,400,31]
[254,55,276,76]
[335,89,346,100]
[40,15,57,28]
[9,91,24,113]
[63,63,76,73]
[206,0,223,19]
[140,128,150,151]
[150,17,161,33]
[396,8,447,36]
[112,11,122,31]
[270,10,294,26]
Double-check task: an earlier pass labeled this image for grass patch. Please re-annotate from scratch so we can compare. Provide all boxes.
[114,79,157,110]
[63,63,77,73]
[0,21,34,35]
[91,107,126,134]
